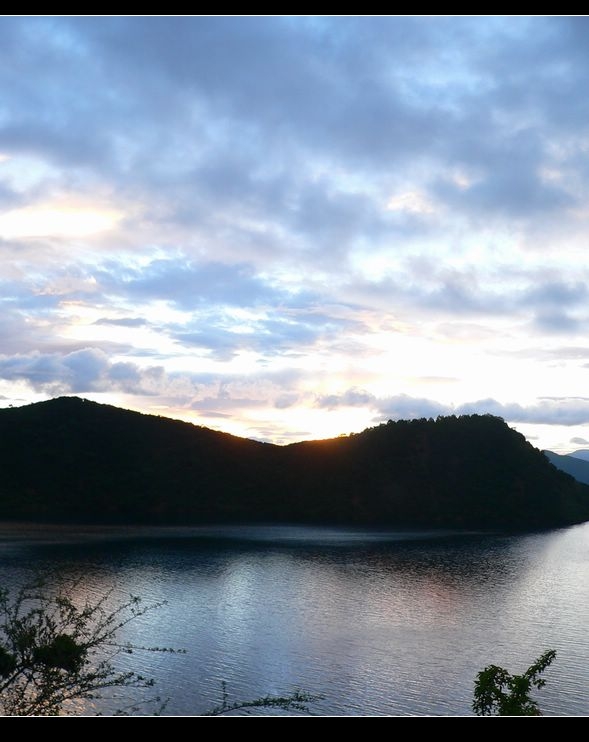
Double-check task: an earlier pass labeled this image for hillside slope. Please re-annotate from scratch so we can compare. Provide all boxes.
[0,397,587,529]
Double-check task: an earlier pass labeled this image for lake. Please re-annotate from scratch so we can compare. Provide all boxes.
[0,522,587,716]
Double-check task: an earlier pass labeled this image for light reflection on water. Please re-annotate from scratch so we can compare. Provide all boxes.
[0,522,587,716]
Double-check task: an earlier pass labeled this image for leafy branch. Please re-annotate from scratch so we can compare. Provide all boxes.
[473,649,556,716]
[0,574,182,716]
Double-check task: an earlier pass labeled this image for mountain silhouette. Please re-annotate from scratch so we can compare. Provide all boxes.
[0,397,587,529]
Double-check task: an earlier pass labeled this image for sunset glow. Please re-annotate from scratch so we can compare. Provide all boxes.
[0,204,120,239]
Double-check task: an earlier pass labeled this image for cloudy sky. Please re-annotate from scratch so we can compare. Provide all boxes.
[3,16,589,451]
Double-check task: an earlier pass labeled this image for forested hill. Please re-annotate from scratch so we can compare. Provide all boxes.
[0,397,587,529]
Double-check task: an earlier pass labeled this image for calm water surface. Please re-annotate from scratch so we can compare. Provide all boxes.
[0,522,587,716]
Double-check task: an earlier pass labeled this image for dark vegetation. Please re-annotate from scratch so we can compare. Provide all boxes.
[0,576,165,715]
[473,650,556,716]
[0,396,587,529]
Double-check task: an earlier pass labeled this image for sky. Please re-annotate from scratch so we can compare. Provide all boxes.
[3,16,589,451]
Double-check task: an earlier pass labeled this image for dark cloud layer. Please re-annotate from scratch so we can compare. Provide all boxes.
[317,390,589,427]
[1,16,586,231]
[0,349,166,396]
[94,317,148,328]
[95,259,291,310]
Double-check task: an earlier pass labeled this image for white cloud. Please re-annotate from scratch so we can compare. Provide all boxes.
[386,191,437,215]
[1,17,589,451]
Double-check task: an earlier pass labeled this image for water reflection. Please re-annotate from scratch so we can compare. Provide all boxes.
[0,523,587,715]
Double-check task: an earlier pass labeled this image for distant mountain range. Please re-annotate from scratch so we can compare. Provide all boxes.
[544,450,589,485]
[0,397,587,530]
[568,449,589,462]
